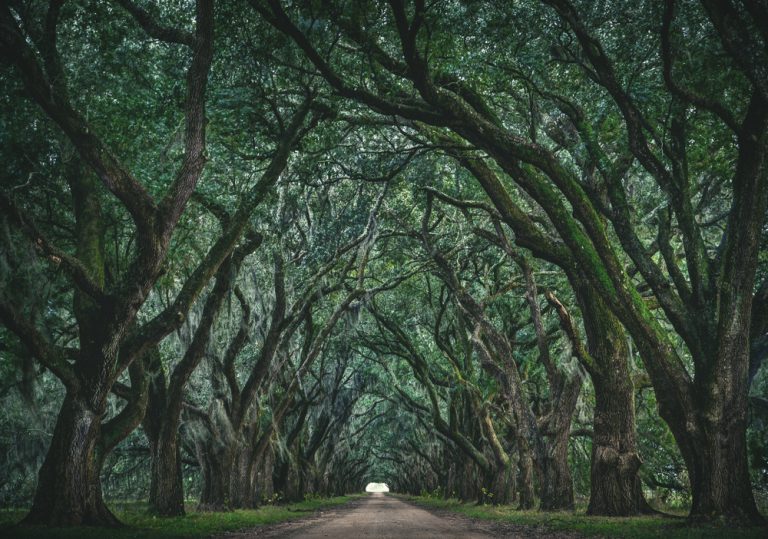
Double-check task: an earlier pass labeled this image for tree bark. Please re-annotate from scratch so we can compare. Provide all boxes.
[21,161,119,526]
[484,460,515,505]
[683,343,761,523]
[517,448,536,510]
[587,372,644,516]
[198,444,230,511]
[539,420,576,511]
[571,284,647,516]
[229,440,257,508]
[22,393,120,527]
[142,350,186,516]
[520,261,580,512]
[148,427,185,516]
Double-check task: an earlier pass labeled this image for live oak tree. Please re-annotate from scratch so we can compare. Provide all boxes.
[0,0,348,522]
[0,0,217,525]
[255,0,768,523]
[424,160,650,515]
[419,193,585,510]
[357,197,579,508]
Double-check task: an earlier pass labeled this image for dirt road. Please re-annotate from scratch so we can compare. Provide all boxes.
[224,493,582,538]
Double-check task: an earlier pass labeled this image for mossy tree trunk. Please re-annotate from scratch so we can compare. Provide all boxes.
[229,439,258,508]
[587,365,644,516]
[559,282,647,516]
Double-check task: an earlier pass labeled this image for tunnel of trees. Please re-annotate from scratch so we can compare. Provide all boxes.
[0,0,767,530]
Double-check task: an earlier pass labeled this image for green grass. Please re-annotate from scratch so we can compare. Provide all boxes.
[398,495,768,539]
[0,495,359,539]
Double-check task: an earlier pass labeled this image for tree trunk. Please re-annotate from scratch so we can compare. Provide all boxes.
[683,340,762,523]
[143,352,185,516]
[22,393,120,527]
[486,461,515,505]
[253,445,275,504]
[587,373,644,515]
[148,427,185,516]
[517,448,536,510]
[537,377,580,512]
[22,162,118,527]
[684,130,767,524]
[576,283,647,516]
[197,440,230,511]
[626,298,764,523]
[272,457,291,499]
[539,427,575,511]
[686,417,756,523]
[229,442,256,508]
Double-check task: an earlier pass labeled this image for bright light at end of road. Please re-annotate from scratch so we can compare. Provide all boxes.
[365,482,390,492]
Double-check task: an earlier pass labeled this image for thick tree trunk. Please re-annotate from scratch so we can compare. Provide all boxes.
[486,461,515,505]
[683,134,767,524]
[536,380,581,513]
[683,341,762,524]
[634,306,764,523]
[534,381,580,512]
[587,374,644,516]
[449,457,479,502]
[517,451,536,511]
[148,427,185,516]
[22,163,119,527]
[686,414,757,523]
[22,393,120,527]
[539,428,575,511]
[229,442,256,508]
[272,458,290,499]
[614,319,765,524]
[195,407,261,510]
[143,353,185,516]
[197,441,230,511]
[272,454,292,498]
[253,445,275,503]
[576,284,647,516]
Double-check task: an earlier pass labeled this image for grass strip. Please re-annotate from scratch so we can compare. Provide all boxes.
[397,495,767,539]
[0,495,358,539]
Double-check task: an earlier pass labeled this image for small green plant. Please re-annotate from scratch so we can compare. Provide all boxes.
[419,487,443,499]
[479,487,494,505]
[262,492,282,505]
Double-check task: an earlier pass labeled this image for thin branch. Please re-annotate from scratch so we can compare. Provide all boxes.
[0,193,108,304]
[0,300,78,389]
